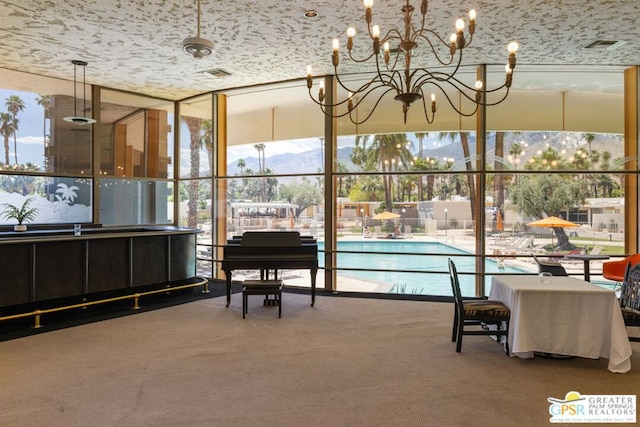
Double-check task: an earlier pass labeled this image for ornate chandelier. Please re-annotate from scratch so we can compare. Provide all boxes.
[306,0,519,124]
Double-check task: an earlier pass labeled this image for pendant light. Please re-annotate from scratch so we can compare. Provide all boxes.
[63,60,96,125]
[182,0,214,59]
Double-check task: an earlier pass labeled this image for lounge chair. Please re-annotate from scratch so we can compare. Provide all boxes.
[403,225,413,238]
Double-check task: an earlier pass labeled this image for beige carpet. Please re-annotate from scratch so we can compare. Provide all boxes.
[0,292,638,427]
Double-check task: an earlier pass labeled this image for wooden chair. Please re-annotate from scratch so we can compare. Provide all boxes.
[620,263,640,342]
[533,255,568,276]
[447,258,510,353]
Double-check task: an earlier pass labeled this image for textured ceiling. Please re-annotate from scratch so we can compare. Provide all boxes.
[0,0,638,101]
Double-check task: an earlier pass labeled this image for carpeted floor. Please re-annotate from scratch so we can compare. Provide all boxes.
[0,287,638,427]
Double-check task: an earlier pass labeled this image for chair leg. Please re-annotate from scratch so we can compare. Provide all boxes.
[278,292,282,318]
[456,319,464,352]
[451,310,458,342]
[242,291,246,319]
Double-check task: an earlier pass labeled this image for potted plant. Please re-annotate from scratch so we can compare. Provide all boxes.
[2,197,39,231]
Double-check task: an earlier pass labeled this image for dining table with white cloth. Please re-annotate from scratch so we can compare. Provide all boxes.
[489,275,632,373]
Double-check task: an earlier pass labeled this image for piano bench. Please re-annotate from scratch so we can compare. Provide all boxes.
[242,280,283,319]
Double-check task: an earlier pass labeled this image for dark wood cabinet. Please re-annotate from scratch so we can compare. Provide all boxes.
[0,227,198,307]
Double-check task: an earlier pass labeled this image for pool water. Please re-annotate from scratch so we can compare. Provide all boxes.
[319,240,525,296]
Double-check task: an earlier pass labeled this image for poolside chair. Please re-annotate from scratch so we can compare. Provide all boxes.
[403,224,413,238]
[620,263,640,342]
[447,258,510,353]
[589,246,603,255]
[533,255,568,276]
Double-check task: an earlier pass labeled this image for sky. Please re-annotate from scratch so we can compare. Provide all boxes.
[0,89,47,167]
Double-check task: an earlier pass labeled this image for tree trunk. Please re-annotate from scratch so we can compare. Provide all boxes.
[494,132,505,231]
[460,133,476,222]
[184,117,202,228]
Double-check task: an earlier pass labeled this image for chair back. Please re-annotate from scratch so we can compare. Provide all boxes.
[448,258,464,308]
[621,262,640,311]
[533,255,568,276]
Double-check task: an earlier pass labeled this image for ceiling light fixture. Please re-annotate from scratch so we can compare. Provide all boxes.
[182,0,214,59]
[63,60,96,125]
[306,0,519,124]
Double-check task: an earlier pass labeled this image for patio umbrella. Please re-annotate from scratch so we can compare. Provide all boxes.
[496,210,504,232]
[526,216,578,228]
[371,211,400,220]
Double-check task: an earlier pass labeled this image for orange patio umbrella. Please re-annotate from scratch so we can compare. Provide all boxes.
[496,210,504,232]
[526,216,579,228]
[371,211,400,220]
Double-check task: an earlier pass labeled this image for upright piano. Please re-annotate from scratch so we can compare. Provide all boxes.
[221,231,319,307]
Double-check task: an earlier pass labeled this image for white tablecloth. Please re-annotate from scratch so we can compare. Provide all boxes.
[490,275,632,373]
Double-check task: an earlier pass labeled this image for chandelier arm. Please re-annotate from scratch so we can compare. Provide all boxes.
[425,83,480,117]
[414,33,457,66]
[333,71,389,98]
[477,87,512,107]
[347,50,377,63]
[348,87,399,125]
[307,83,395,120]
[417,89,435,125]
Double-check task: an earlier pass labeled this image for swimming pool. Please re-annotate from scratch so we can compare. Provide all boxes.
[319,240,526,296]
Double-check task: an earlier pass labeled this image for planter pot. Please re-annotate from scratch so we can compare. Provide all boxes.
[14,224,27,232]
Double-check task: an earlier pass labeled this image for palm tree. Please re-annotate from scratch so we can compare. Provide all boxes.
[36,94,51,170]
[414,132,428,159]
[253,143,266,201]
[5,95,25,165]
[583,133,596,154]
[0,112,15,166]
[369,133,413,212]
[35,94,51,145]
[439,132,477,222]
[237,158,246,175]
[493,132,505,230]
[200,119,213,173]
[181,116,203,227]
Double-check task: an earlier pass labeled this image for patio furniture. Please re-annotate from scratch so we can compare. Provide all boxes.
[562,253,610,281]
[490,275,632,373]
[242,279,283,319]
[620,263,640,341]
[603,254,640,282]
[533,255,568,276]
[447,259,510,353]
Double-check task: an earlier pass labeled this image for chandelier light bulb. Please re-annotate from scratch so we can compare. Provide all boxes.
[455,19,465,32]
[347,28,356,38]
[372,25,380,38]
[364,0,373,9]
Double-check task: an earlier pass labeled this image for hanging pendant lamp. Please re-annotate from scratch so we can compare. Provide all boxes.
[63,60,96,125]
[182,0,214,59]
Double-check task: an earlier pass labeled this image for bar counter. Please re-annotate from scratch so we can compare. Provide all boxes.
[0,226,200,307]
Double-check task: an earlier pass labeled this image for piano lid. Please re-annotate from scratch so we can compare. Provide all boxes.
[239,231,306,247]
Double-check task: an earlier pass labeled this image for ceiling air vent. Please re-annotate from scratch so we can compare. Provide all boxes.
[202,68,232,78]
[582,40,626,50]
